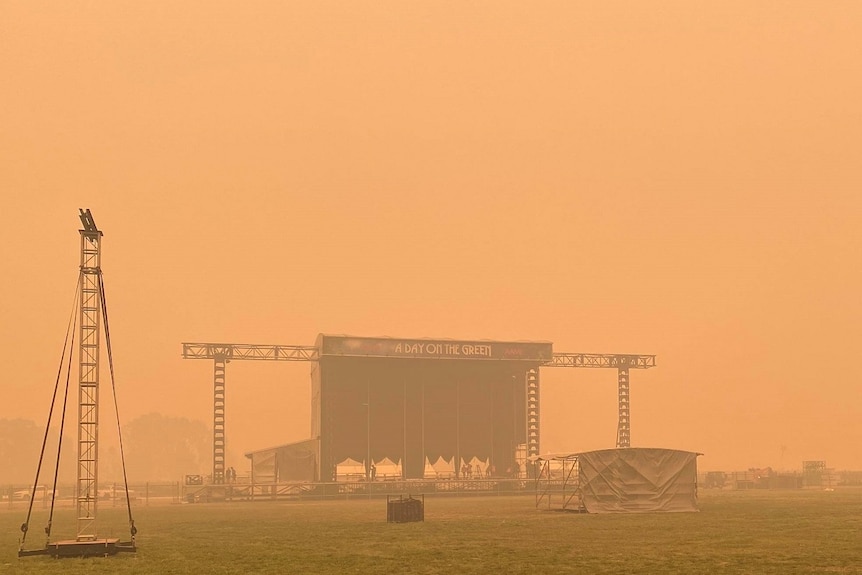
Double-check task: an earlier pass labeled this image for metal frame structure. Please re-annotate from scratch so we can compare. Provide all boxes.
[182,343,318,362]
[525,368,540,461]
[534,453,582,511]
[802,460,828,488]
[212,357,226,484]
[547,353,656,369]
[543,354,656,448]
[77,209,102,541]
[181,343,656,484]
[19,210,136,558]
[182,343,317,484]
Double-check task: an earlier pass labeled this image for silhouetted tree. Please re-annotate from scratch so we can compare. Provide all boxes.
[123,413,213,481]
[0,418,75,486]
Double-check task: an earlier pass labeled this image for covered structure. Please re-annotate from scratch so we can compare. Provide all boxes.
[534,448,700,513]
[245,439,318,483]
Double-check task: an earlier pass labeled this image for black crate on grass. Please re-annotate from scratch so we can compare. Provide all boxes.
[387,494,424,523]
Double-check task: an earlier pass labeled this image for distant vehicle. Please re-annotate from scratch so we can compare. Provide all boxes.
[99,487,137,501]
[13,486,58,501]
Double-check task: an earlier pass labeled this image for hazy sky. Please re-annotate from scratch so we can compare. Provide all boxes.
[2,1,860,472]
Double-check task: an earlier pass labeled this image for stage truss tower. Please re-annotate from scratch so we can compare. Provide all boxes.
[526,369,540,461]
[182,343,319,483]
[545,353,655,448]
[213,351,227,484]
[77,209,102,541]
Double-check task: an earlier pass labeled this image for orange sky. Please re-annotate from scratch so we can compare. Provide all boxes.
[1,1,860,472]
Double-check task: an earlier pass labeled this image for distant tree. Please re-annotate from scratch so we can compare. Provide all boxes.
[123,413,213,481]
[0,418,75,486]
[0,418,42,485]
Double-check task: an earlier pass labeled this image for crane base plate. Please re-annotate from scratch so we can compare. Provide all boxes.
[19,538,136,558]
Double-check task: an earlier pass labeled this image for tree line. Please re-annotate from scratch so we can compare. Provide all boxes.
[1,413,230,485]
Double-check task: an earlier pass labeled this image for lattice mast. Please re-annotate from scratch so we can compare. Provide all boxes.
[77,209,102,541]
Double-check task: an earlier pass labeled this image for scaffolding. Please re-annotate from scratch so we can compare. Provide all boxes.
[533,453,583,512]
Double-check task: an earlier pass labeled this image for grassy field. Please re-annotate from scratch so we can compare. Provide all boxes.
[2,488,860,574]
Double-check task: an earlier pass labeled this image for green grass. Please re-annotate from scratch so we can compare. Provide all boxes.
[2,489,861,574]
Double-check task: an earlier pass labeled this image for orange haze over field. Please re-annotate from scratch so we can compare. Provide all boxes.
[1,1,860,475]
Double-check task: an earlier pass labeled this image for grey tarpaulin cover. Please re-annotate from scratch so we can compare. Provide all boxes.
[245,439,319,482]
[578,448,699,513]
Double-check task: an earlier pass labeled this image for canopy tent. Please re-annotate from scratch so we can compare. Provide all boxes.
[334,457,366,481]
[533,448,700,513]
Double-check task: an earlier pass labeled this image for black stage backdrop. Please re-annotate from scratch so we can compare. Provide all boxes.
[315,357,529,480]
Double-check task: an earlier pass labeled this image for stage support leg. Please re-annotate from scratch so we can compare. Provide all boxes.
[616,367,630,448]
[455,382,460,478]
[366,381,371,479]
[213,356,227,484]
[402,380,407,479]
[526,369,540,477]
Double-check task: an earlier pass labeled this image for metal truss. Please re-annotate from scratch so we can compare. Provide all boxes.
[182,345,653,369]
[534,454,582,511]
[77,210,102,541]
[547,353,655,449]
[182,343,318,484]
[526,369,540,463]
[212,358,226,484]
[616,368,631,448]
[546,353,656,369]
[183,343,656,480]
[182,343,319,362]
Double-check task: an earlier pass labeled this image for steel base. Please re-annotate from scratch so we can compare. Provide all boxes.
[19,538,136,558]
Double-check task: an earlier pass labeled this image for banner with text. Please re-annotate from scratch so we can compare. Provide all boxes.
[319,335,552,362]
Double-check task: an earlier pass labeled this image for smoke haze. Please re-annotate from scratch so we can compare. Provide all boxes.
[1,1,860,480]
